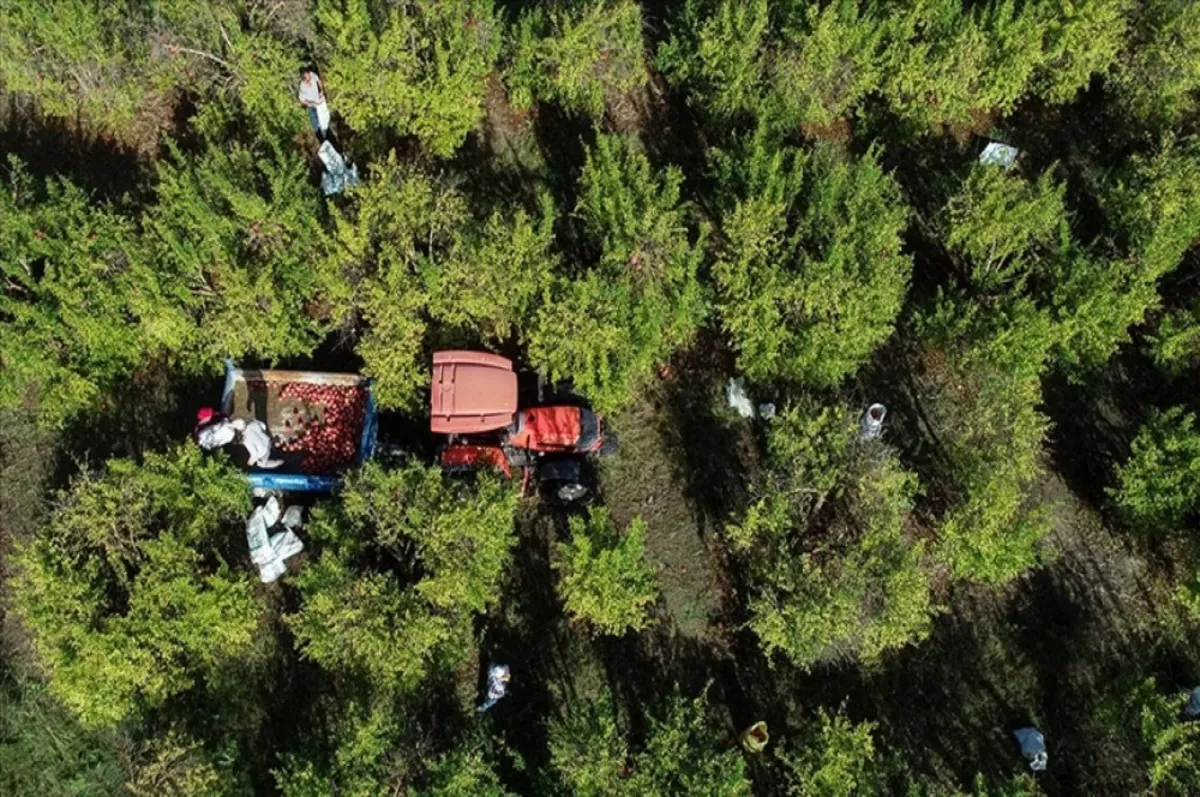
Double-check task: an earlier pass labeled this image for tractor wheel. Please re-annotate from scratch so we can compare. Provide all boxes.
[597,429,620,456]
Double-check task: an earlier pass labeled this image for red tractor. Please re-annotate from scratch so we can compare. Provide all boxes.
[430,351,617,502]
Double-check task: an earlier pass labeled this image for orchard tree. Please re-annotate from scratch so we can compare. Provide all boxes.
[1149,301,1200,375]
[148,138,329,372]
[656,0,768,122]
[417,740,512,797]
[876,1,1002,130]
[549,688,751,796]
[914,295,1055,584]
[425,193,558,342]
[314,0,501,156]
[1102,137,1200,281]
[321,155,554,409]
[1031,0,1130,104]
[286,462,518,690]
[547,688,629,795]
[0,0,151,140]
[1038,246,1159,375]
[0,157,160,427]
[778,708,885,797]
[1111,0,1200,132]
[1099,678,1200,795]
[713,138,910,387]
[319,155,466,409]
[12,445,260,728]
[528,134,707,411]
[944,164,1067,291]
[1110,407,1200,532]
[554,508,659,635]
[727,403,935,669]
[506,0,647,118]
[126,730,226,797]
[627,689,751,796]
[274,690,412,796]
[768,0,886,130]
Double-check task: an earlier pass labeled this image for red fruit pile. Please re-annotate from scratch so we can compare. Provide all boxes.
[275,383,366,473]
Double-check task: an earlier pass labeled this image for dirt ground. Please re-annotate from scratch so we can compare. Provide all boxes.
[599,382,726,640]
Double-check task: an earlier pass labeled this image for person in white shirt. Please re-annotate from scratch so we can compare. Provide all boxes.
[195,409,283,469]
[298,70,330,139]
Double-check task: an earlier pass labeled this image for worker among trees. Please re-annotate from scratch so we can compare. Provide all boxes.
[298,69,330,139]
[477,663,511,713]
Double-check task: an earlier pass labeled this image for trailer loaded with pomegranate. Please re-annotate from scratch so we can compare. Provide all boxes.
[202,352,614,499]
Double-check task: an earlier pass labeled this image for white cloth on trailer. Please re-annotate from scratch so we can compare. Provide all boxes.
[240,419,282,469]
[196,419,238,451]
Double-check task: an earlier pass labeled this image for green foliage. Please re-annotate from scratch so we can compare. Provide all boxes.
[778,707,884,797]
[547,689,628,796]
[728,403,934,668]
[714,140,910,387]
[318,154,464,408]
[1103,137,1200,280]
[274,691,408,797]
[126,730,225,797]
[1040,247,1160,374]
[11,445,258,727]
[315,0,501,156]
[1109,678,1200,795]
[0,157,154,426]
[549,687,749,796]
[0,674,128,796]
[628,689,751,796]
[1112,0,1200,131]
[945,165,1067,290]
[657,0,768,120]
[287,461,518,689]
[915,295,1055,584]
[148,139,328,370]
[425,193,557,341]
[529,134,706,411]
[877,0,1000,129]
[1033,0,1131,103]
[770,0,886,129]
[417,741,512,797]
[0,0,151,139]
[555,508,659,635]
[1149,301,1200,375]
[1110,407,1200,531]
[506,0,647,117]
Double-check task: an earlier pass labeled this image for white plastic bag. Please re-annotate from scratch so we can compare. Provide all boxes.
[726,378,755,419]
[196,419,238,451]
[1013,727,1048,772]
[246,498,282,567]
[241,419,282,469]
[860,404,886,440]
[268,529,304,561]
[315,101,331,133]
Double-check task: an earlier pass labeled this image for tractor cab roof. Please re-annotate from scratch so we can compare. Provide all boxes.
[431,351,518,434]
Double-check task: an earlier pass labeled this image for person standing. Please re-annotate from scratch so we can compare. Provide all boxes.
[298,70,330,139]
